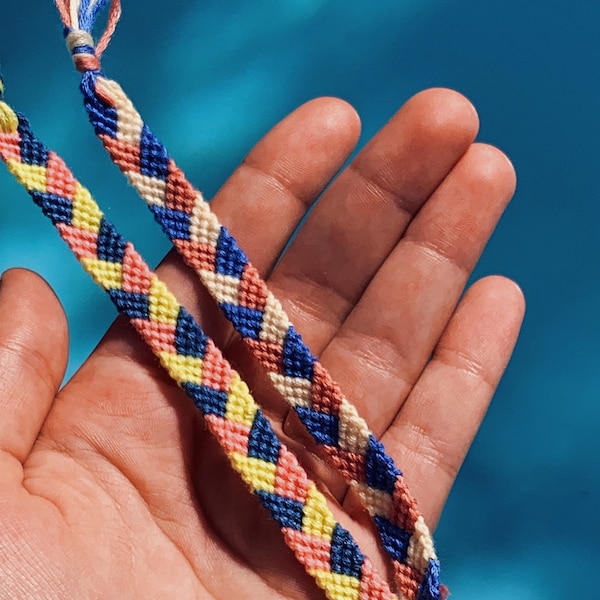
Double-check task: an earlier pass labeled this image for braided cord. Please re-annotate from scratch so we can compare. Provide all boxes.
[0,83,397,600]
[57,5,445,598]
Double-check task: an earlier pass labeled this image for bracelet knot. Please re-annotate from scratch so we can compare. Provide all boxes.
[65,28,101,73]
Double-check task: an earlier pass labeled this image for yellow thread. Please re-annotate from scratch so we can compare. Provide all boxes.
[225,374,258,426]
[157,351,203,385]
[81,257,123,290]
[148,277,179,324]
[72,182,103,232]
[310,571,360,600]
[7,160,47,193]
[229,453,277,494]
[302,483,336,539]
[0,101,18,134]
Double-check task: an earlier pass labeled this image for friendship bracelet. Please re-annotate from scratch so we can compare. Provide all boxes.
[54,2,446,598]
[0,76,397,600]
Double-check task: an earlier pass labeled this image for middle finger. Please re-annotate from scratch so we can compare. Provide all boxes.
[318,143,517,435]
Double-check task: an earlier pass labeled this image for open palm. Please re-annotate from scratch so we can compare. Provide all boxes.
[0,89,523,598]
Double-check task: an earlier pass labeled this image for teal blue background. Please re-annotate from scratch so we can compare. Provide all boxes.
[1,1,598,597]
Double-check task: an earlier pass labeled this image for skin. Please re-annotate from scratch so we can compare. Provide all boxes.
[0,88,524,599]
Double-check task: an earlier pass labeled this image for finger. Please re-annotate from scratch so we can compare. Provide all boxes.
[0,269,68,465]
[317,143,517,434]
[376,276,525,527]
[269,88,479,352]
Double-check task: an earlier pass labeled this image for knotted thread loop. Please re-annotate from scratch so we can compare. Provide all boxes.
[65,28,101,73]
[56,0,121,73]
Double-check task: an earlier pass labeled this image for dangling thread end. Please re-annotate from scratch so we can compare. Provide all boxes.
[96,0,122,56]
[54,0,72,30]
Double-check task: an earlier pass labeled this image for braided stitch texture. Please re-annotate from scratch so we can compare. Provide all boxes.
[0,84,397,600]
[66,46,444,600]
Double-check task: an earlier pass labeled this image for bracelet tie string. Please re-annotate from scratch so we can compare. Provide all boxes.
[53,2,447,598]
[0,76,397,600]
[57,0,121,72]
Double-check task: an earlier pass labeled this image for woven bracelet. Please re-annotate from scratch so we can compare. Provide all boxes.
[53,2,446,598]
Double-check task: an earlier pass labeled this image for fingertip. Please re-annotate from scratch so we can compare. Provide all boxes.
[352,87,481,207]
[250,96,362,170]
[468,275,526,322]
[484,274,525,304]
[264,96,362,175]
[468,143,517,201]
[457,275,526,359]
[301,96,362,147]
[210,95,365,277]
[401,87,480,149]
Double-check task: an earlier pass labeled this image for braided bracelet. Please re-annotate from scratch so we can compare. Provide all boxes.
[54,2,446,598]
[0,76,397,600]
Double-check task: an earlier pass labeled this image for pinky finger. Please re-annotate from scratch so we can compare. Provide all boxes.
[376,275,525,528]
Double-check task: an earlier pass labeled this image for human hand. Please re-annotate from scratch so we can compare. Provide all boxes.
[0,89,524,598]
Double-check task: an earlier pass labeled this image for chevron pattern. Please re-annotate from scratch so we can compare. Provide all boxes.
[0,86,397,600]
[59,37,445,600]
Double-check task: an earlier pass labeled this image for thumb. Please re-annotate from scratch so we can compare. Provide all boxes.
[0,268,69,468]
